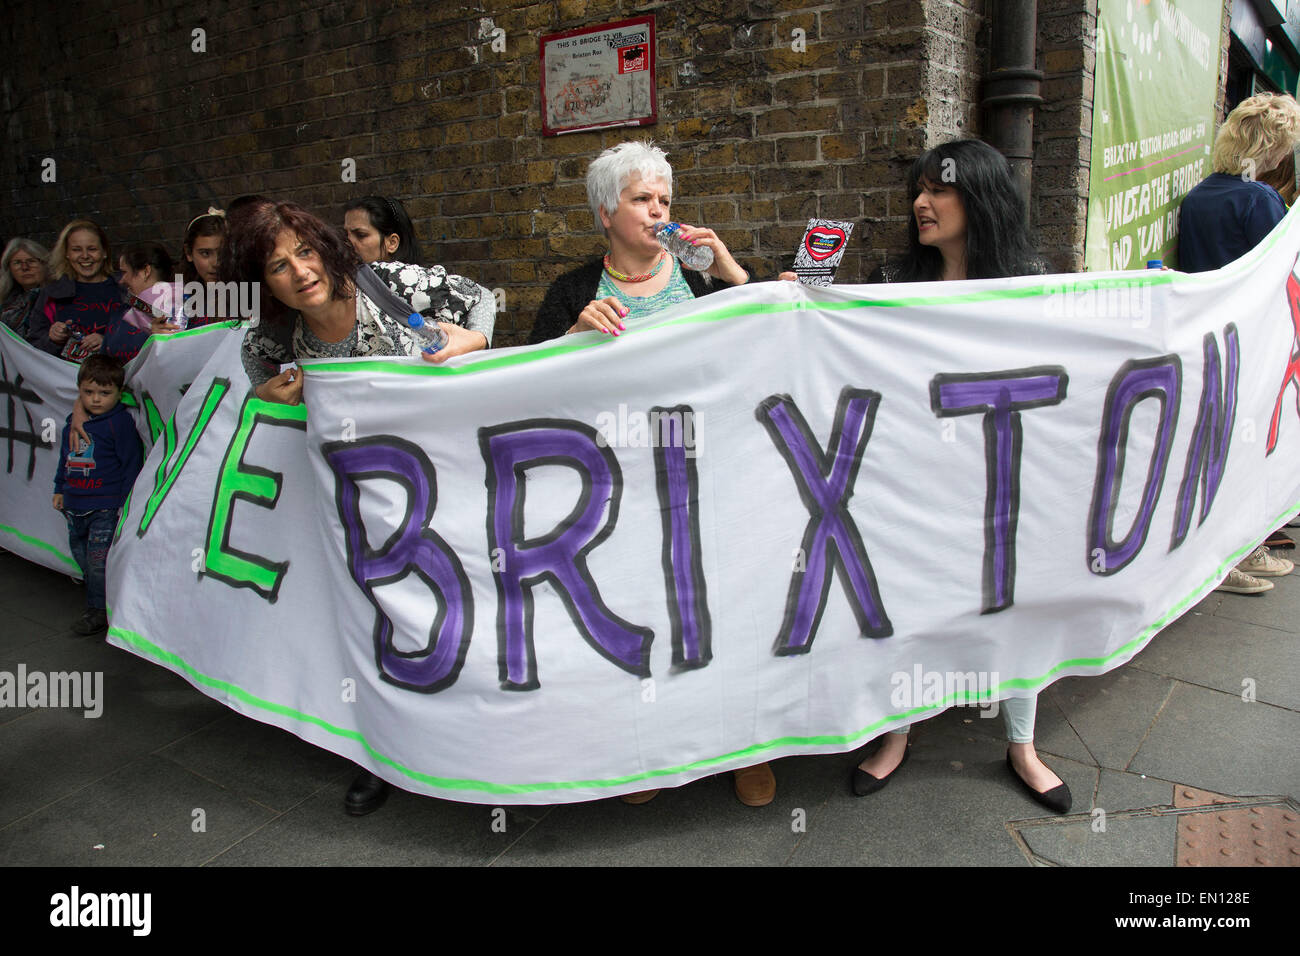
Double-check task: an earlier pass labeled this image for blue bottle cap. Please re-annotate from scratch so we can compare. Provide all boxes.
[1146,259,1163,269]
[406,313,424,329]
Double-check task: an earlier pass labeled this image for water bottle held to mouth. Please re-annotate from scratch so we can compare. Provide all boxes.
[655,222,714,272]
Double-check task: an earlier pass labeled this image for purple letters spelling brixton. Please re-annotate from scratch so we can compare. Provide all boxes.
[930,367,1068,614]
[323,437,473,694]
[757,388,891,654]
[1171,326,1239,551]
[651,406,711,670]
[1088,355,1183,575]
[479,420,653,690]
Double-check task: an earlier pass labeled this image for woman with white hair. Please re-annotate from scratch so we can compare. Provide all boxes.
[530,140,749,341]
[0,238,49,334]
[529,142,772,808]
[1178,92,1300,272]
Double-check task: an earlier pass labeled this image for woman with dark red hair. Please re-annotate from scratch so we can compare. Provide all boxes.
[231,201,494,405]
[225,201,494,816]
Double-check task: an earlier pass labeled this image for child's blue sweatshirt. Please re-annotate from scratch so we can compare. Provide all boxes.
[54,402,143,510]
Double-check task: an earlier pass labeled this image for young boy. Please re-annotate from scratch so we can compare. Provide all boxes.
[52,355,143,635]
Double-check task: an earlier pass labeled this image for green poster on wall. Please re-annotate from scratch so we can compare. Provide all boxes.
[1085,0,1223,270]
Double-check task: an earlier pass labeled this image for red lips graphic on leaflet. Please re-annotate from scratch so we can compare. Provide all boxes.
[804,226,847,261]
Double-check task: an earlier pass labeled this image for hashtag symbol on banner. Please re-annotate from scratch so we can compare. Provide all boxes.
[0,353,51,480]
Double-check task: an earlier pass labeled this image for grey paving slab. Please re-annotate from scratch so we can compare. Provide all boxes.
[4,517,1300,866]
[1131,683,1300,799]
[1050,664,1176,771]
[0,754,275,866]
[157,712,358,813]
[0,606,59,656]
[915,715,1100,813]
[1127,607,1300,710]
[1032,683,1095,766]
[1210,571,1300,633]
[1095,768,1175,813]
[0,663,226,827]
[0,554,81,609]
[787,734,1095,866]
[1015,813,1179,866]
[207,773,545,866]
[496,756,828,866]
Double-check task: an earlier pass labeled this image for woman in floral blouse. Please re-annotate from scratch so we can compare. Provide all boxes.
[228,201,494,405]
[225,200,494,816]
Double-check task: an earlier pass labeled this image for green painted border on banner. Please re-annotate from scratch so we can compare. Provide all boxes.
[129,319,244,367]
[106,499,1300,798]
[0,524,80,570]
[302,269,1193,379]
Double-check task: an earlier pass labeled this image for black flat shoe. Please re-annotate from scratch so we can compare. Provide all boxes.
[851,744,910,797]
[1006,751,1071,814]
[345,769,391,816]
[72,609,108,636]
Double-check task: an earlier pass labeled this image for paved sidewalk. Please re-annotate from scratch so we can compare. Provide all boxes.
[0,545,1296,866]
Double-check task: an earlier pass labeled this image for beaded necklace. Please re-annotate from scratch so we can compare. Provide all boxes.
[603,251,666,283]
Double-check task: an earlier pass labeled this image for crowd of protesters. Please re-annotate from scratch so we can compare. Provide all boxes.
[3,92,1299,819]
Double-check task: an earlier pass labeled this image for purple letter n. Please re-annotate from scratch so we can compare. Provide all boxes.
[480,420,653,691]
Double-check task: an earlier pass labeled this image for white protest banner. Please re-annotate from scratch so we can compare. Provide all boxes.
[21,209,1300,804]
[0,323,243,576]
[0,324,82,575]
[127,322,245,451]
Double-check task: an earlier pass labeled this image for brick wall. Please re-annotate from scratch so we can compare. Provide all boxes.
[1035,0,1096,271]
[0,0,1230,346]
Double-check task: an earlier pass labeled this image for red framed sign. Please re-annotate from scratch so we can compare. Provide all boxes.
[540,15,657,136]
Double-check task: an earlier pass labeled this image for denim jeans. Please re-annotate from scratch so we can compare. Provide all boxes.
[65,508,118,610]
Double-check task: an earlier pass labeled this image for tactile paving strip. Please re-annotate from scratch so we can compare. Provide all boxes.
[1175,786,1300,866]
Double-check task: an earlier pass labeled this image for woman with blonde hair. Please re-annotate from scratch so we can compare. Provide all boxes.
[26,220,146,361]
[1178,92,1300,574]
[1179,92,1300,271]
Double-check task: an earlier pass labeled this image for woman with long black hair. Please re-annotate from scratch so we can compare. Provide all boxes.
[849,139,1070,814]
[344,196,421,265]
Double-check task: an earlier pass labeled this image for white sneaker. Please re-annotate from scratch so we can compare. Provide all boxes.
[1215,568,1274,594]
[1238,546,1294,578]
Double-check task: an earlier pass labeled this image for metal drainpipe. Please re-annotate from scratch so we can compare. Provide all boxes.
[981,0,1044,210]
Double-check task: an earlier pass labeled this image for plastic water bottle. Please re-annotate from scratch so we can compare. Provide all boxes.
[655,222,714,272]
[406,313,448,354]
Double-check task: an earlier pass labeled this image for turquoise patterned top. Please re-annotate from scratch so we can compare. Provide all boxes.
[596,257,696,321]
